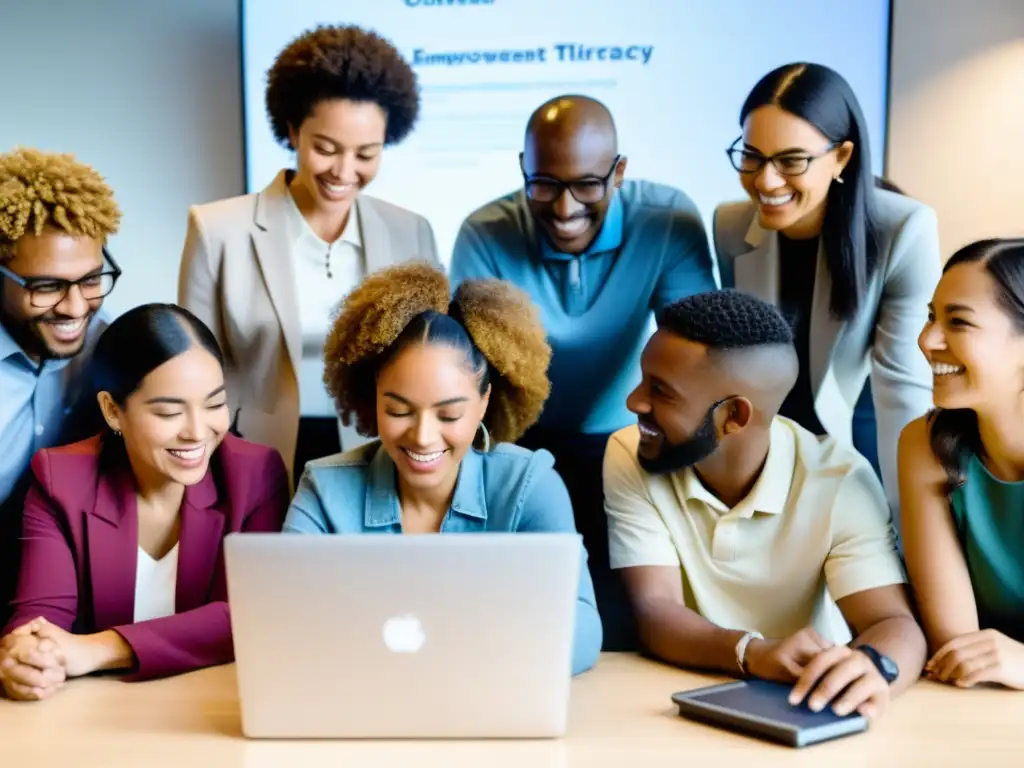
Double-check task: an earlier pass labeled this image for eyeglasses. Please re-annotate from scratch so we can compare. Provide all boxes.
[520,155,621,204]
[0,247,122,309]
[726,137,838,177]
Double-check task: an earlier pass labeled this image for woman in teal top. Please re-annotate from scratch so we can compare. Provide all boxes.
[900,238,1024,691]
[283,262,602,675]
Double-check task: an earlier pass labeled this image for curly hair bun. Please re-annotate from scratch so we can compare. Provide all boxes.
[323,262,552,444]
[326,261,449,367]
[453,279,552,443]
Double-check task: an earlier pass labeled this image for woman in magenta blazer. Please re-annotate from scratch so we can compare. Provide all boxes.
[0,304,289,701]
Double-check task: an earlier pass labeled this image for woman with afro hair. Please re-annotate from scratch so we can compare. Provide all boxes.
[284,262,602,676]
[179,25,439,485]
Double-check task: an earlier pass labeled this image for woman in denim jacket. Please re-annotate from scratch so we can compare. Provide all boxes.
[283,262,602,675]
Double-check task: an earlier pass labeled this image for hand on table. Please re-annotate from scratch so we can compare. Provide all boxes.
[29,618,112,678]
[745,627,834,683]
[926,630,1024,690]
[0,620,67,701]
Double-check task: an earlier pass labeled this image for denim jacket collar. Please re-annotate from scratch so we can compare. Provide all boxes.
[363,446,488,530]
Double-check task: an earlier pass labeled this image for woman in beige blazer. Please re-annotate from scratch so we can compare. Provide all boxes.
[714,62,941,529]
[178,26,439,484]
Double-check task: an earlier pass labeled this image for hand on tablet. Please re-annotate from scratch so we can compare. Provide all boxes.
[745,628,834,683]
[787,645,888,720]
[925,630,1024,690]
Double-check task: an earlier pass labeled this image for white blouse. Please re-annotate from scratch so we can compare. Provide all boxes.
[133,543,179,623]
[283,191,366,420]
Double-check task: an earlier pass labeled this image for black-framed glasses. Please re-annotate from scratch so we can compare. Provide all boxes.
[726,137,838,177]
[520,155,621,204]
[0,247,122,309]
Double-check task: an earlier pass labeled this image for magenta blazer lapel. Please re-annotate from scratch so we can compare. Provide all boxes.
[176,474,224,611]
[87,460,225,630]
[86,462,138,631]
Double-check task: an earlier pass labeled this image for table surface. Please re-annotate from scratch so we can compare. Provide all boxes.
[3,653,1021,766]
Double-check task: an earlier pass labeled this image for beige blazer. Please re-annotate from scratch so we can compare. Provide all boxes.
[177,170,439,481]
[713,189,941,520]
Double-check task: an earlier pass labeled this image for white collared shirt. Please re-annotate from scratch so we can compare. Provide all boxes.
[133,543,179,623]
[603,417,905,644]
[283,191,366,419]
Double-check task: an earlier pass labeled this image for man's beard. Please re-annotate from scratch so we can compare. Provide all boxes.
[0,306,92,361]
[638,403,721,475]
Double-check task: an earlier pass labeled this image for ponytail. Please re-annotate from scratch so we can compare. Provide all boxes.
[927,408,981,500]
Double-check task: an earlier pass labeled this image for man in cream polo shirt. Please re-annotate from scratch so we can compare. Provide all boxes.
[604,290,926,720]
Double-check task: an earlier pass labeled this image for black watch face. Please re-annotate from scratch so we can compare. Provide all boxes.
[879,654,899,682]
[862,646,898,682]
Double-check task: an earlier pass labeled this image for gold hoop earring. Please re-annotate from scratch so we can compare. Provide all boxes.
[477,422,491,453]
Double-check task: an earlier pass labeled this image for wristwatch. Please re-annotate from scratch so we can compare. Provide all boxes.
[735,631,763,676]
[857,644,899,684]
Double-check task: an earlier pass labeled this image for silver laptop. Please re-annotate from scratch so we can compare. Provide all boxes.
[224,532,581,739]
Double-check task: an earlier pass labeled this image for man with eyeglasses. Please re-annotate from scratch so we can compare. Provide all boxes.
[0,148,122,624]
[450,95,716,650]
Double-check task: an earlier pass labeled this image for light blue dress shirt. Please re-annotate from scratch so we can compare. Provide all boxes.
[284,441,603,675]
[450,179,716,435]
[0,315,102,505]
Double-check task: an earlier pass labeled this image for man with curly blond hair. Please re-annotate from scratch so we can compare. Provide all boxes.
[0,147,122,623]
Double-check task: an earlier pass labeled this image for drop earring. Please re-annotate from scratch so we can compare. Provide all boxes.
[477,422,491,453]
[833,174,844,184]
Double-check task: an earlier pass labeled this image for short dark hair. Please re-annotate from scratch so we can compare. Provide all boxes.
[265,25,419,148]
[741,62,878,321]
[657,290,793,350]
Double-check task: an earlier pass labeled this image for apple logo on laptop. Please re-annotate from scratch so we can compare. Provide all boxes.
[382,614,426,653]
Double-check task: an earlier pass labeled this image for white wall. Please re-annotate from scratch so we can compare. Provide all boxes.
[888,0,1024,258]
[0,0,243,317]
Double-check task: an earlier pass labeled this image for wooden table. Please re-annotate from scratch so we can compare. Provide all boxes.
[3,653,1021,766]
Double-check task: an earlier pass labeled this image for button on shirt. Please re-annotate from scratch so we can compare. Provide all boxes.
[603,417,906,644]
[0,318,99,505]
[450,180,717,435]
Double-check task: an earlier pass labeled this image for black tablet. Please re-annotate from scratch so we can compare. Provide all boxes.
[671,679,869,748]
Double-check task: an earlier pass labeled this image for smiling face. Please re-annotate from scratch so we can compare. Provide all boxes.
[288,98,386,212]
[99,345,230,488]
[626,330,730,474]
[919,260,1024,412]
[521,127,625,254]
[376,343,490,495]
[739,104,852,239]
[0,230,106,361]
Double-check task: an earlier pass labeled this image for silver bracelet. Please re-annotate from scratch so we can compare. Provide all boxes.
[735,631,764,675]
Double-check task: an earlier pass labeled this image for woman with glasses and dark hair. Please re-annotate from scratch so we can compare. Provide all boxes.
[900,239,1024,690]
[178,25,439,488]
[0,148,123,627]
[713,63,941,529]
[0,304,289,701]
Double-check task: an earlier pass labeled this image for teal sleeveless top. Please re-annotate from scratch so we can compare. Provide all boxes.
[950,455,1024,640]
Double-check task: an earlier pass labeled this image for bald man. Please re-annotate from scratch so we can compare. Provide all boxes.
[605,290,924,721]
[450,96,715,650]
